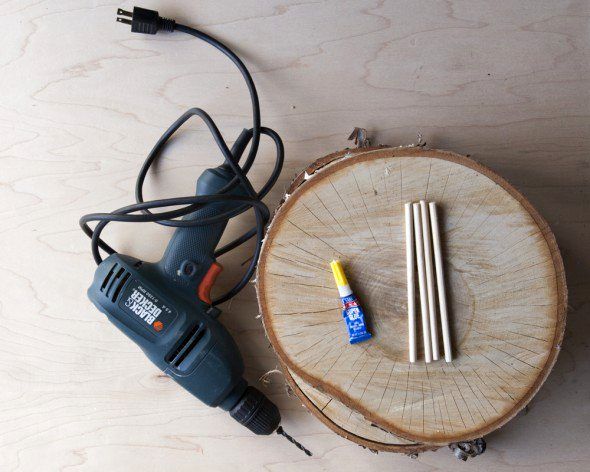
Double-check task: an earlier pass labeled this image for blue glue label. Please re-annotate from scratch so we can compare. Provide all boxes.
[341,294,372,344]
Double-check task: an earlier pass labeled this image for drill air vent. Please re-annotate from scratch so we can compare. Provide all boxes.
[101,263,131,302]
[166,323,206,370]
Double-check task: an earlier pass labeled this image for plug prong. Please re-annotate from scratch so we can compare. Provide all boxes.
[116,18,132,25]
[117,9,133,18]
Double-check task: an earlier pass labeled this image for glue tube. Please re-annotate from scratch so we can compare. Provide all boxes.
[330,260,372,344]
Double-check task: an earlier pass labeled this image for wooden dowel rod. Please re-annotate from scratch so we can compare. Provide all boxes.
[412,203,432,363]
[404,203,417,363]
[429,202,452,362]
[420,200,440,361]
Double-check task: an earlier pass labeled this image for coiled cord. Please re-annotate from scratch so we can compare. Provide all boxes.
[80,9,284,305]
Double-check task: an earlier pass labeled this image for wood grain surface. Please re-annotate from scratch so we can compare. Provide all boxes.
[286,368,428,453]
[258,147,566,444]
[1,1,589,471]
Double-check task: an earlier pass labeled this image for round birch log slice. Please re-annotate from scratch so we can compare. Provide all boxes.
[257,147,566,445]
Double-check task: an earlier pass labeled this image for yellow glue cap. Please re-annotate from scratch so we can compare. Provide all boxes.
[330,260,349,288]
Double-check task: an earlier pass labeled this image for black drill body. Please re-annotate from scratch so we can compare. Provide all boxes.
[87,163,280,434]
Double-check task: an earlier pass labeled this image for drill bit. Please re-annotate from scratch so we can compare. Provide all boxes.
[276,426,312,456]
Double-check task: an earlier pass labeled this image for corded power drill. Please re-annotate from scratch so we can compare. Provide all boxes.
[80,7,309,453]
[86,148,279,434]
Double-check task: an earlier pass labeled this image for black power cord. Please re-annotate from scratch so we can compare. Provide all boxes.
[80,6,284,305]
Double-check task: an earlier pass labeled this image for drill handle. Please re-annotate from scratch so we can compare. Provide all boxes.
[157,130,252,299]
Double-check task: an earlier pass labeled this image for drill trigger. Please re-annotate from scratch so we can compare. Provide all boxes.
[198,262,223,305]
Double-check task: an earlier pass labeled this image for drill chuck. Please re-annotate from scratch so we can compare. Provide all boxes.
[230,386,281,435]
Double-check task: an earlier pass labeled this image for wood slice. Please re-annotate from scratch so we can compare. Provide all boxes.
[257,147,566,445]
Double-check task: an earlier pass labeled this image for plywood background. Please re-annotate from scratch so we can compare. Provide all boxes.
[0,1,588,471]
